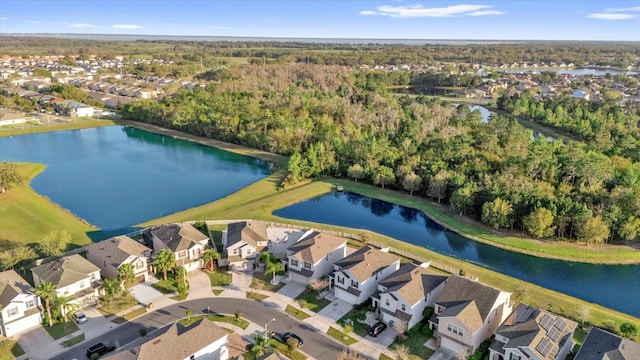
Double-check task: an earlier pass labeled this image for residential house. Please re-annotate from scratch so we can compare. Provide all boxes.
[0,110,25,127]
[86,235,152,283]
[429,276,512,356]
[286,231,347,284]
[574,327,640,360]
[572,89,590,100]
[105,318,229,360]
[332,246,400,305]
[222,221,268,261]
[31,254,101,309]
[373,263,447,330]
[489,304,577,360]
[145,223,209,272]
[0,270,42,337]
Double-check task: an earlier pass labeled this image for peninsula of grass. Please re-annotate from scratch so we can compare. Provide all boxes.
[207,269,232,286]
[295,291,331,313]
[0,163,96,250]
[44,321,79,340]
[285,304,311,320]
[327,327,358,345]
[0,118,117,138]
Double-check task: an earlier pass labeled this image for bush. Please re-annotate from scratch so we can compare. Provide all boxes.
[421,324,433,337]
[286,337,299,351]
[459,268,466,276]
[408,323,422,336]
[468,338,492,360]
[422,306,434,320]
[139,328,147,337]
[235,309,242,319]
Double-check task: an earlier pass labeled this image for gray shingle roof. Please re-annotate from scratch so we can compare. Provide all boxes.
[226,221,268,248]
[334,246,400,283]
[136,318,227,359]
[575,327,640,360]
[31,254,100,288]
[86,235,151,269]
[378,263,447,305]
[148,223,209,252]
[287,231,346,264]
[0,270,34,307]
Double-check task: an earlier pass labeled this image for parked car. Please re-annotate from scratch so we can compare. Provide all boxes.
[368,321,387,337]
[85,341,115,358]
[73,312,88,324]
[282,332,303,347]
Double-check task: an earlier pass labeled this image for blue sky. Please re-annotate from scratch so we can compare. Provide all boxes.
[0,1,639,40]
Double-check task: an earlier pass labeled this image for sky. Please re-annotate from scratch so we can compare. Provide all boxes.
[0,0,639,41]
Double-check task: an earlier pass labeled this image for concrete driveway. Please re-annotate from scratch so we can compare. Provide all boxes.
[430,346,464,360]
[276,281,306,299]
[16,326,55,359]
[361,312,397,347]
[130,279,165,305]
[186,270,213,300]
[317,298,353,322]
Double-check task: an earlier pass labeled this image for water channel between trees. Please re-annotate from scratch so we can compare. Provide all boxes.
[273,191,640,318]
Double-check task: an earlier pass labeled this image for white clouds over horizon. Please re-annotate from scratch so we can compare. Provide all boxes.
[359,4,504,18]
[113,24,143,29]
[68,23,97,28]
[588,6,640,20]
[213,25,232,29]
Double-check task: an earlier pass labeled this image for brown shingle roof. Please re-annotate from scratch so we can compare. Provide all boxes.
[148,223,209,252]
[31,254,99,288]
[287,231,346,264]
[86,235,151,269]
[378,263,447,305]
[334,246,400,283]
[0,270,34,307]
[226,221,268,247]
[135,318,227,360]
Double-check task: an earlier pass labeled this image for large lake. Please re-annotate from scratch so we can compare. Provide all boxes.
[273,191,640,317]
[0,126,269,233]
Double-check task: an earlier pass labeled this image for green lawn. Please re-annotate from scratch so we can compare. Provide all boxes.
[178,314,250,329]
[0,163,96,250]
[207,269,232,286]
[246,291,269,301]
[295,290,331,313]
[151,279,178,294]
[285,304,311,320]
[0,118,117,137]
[250,272,285,292]
[338,307,372,337]
[44,321,79,340]
[0,339,25,360]
[98,294,139,316]
[64,333,85,347]
[391,331,435,360]
[327,327,358,345]
[123,307,147,320]
[379,354,394,360]
[271,340,307,360]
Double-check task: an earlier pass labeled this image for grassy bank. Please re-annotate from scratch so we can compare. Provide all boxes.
[0,118,117,138]
[0,163,95,250]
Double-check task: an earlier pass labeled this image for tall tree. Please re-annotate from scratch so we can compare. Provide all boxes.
[577,216,610,246]
[620,216,640,244]
[347,164,364,182]
[259,252,283,284]
[38,230,71,257]
[35,281,56,327]
[0,246,36,270]
[118,263,136,290]
[428,171,449,204]
[0,161,26,194]
[373,165,395,189]
[55,295,78,320]
[481,198,513,229]
[202,248,221,272]
[402,171,422,196]
[154,249,176,281]
[101,278,121,303]
[523,208,556,239]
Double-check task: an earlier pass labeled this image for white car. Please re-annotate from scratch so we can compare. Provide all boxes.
[72,312,88,324]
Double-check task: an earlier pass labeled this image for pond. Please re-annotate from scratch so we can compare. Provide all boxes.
[0,126,270,233]
[273,191,640,317]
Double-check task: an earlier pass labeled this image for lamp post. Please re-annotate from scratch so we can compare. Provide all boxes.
[265,318,276,337]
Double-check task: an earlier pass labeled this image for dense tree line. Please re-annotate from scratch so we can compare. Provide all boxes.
[121,64,640,245]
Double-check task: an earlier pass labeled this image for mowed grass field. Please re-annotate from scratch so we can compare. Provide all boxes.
[0,163,95,249]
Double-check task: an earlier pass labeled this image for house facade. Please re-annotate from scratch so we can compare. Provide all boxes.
[86,235,152,283]
[145,223,210,272]
[489,304,577,360]
[0,110,26,126]
[574,327,640,360]
[373,263,447,330]
[222,221,268,261]
[31,254,101,309]
[332,246,400,305]
[0,270,42,337]
[286,232,347,284]
[429,276,512,357]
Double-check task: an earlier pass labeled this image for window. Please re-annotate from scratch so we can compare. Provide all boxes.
[447,324,464,337]
[79,281,86,289]
[136,261,144,269]
[304,262,312,270]
[178,250,187,259]
[247,249,252,255]
[385,299,390,306]
[350,279,358,288]
[401,304,406,311]
[509,354,521,360]
[26,299,36,308]
[90,272,97,281]
[337,276,344,284]
[232,249,237,255]
[290,259,298,267]
[7,307,18,317]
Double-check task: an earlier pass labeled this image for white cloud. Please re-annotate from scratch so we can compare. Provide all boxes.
[0,17,6,21]
[68,23,97,28]
[359,4,504,18]
[27,20,42,24]
[588,13,636,20]
[213,25,232,30]
[604,6,640,13]
[113,24,143,29]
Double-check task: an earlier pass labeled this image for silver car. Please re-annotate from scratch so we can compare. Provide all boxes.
[72,312,88,324]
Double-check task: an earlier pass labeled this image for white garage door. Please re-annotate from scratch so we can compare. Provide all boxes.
[4,313,41,337]
[441,336,470,356]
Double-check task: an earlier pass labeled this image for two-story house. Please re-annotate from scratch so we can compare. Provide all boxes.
[0,270,42,337]
[489,304,577,360]
[332,246,400,305]
[223,221,268,261]
[145,223,210,272]
[106,318,229,360]
[373,263,447,330]
[429,276,512,357]
[286,232,347,284]
[574,327,640,360]
[31,254,101,309]
[86,235,152,283]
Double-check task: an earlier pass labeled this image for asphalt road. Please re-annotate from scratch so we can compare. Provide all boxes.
[53,298,346,360]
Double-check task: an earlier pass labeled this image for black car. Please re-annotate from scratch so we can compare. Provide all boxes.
[368,321,387,337]
[86,341,115,358]
[282,332,303,347]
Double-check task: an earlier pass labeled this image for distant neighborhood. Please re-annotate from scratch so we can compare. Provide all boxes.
[2,220,638,360]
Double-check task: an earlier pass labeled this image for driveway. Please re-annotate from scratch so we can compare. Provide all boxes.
[16,326,56,359]
[276,281,306,299]
[362,312,397,347]
[317,298,353,322]
[430,346,463,360]
[130,279,165,305]
[186,270,213,300]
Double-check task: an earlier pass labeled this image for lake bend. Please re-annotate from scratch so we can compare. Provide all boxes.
[0,126,270,232]
[273,191,640,318]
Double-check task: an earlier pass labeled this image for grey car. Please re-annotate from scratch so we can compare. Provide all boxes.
[72,312,88,324]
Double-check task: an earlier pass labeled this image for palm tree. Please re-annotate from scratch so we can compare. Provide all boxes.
[55,295,79,321]
[250,332,276,357]
[118,263,136,289]
[259,252,283,284]
[202,248,221,272]
[35,281,56,327]
[175,265,187,287]
[154,248,176,281]
[101,278,121,303]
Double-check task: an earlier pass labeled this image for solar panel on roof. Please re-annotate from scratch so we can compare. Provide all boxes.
[540,314,554,331]
[554,318,567,331]
[548,327,561,341]
[536,338,553,357]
